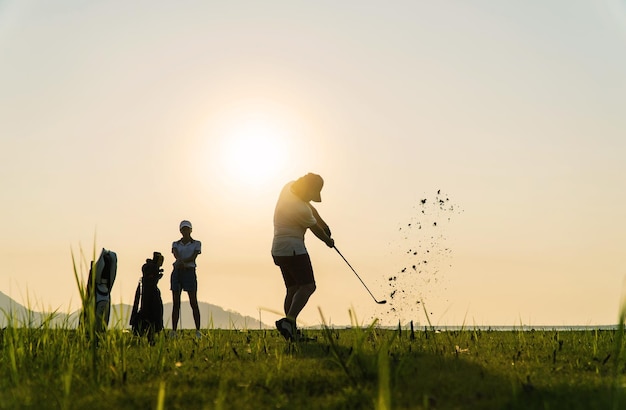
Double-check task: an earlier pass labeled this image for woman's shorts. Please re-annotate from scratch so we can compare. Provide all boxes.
[170,267,197,292]
[273,253,315,287]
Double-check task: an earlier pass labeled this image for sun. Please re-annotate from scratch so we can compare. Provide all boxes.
[217,117,289,188]
[195,99,303,194]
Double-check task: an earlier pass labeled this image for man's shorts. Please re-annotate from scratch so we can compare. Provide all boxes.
[170,267,197,292]
[273,253,315,287]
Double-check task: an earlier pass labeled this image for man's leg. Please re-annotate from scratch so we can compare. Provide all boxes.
[286,283,316,321]
[284,286,297,316]
[275,254,315,340]
[276,283,316,341]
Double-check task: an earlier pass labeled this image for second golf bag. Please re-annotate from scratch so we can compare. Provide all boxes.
[130,252,164,340]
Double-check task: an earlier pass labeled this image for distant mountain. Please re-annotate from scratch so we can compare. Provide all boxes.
[111,302,270,330]
[0,291,39,327]
[0,291,270,329]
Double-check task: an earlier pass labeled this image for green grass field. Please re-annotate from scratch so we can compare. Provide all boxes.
[1,316,625,410]
[2,258,621,409]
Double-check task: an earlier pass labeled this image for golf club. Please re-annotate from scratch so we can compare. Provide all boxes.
[333,246,387,304]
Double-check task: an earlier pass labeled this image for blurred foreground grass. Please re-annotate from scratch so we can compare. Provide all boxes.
[0,321,624,410]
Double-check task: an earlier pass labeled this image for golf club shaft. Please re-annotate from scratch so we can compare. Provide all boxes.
[333,246,386,304]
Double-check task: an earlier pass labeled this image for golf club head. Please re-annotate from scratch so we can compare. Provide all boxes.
[377,300,387,304]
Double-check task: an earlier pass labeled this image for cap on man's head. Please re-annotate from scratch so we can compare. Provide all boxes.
[179,220,192,230]
[301,173,324,202]
[152,251,163,262]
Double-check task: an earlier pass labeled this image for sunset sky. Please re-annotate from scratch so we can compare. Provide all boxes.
[1,1,625,328]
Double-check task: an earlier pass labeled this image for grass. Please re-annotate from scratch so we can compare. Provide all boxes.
[0,317,625,409]
[0,251,623,409]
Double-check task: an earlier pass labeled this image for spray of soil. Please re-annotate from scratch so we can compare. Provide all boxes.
[379,189,462,326]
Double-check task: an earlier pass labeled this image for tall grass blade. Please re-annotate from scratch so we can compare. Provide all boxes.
[72,242,100,381]
[376,340,391,410]
[156,381,166,410]
[319,307,355,384]
[612,279,626,410]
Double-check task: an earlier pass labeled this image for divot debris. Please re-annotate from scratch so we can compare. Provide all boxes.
[381,189,463,323]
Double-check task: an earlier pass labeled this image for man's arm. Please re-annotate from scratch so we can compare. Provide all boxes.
[308,204,331,237]
[310,223,334,248]
[308,204,334,247]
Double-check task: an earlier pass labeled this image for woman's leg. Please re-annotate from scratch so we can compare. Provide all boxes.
[171,289,182,331]
[188,290,201,330]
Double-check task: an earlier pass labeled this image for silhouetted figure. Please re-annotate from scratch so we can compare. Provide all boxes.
[170,220,202,338]
[272,173,334,341]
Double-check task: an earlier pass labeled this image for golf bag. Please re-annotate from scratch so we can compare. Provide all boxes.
[130,252,164,339]
[83,248,117,333]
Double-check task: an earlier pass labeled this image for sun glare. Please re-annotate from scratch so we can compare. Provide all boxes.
[194,100,306,196]
[217,118,288,189]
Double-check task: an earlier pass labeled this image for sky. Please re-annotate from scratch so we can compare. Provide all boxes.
[1,0,626,328]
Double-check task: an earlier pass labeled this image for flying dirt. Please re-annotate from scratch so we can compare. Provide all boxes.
[381,189,462,325]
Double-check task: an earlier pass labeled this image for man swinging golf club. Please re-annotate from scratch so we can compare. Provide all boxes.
[272,173,334,341]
